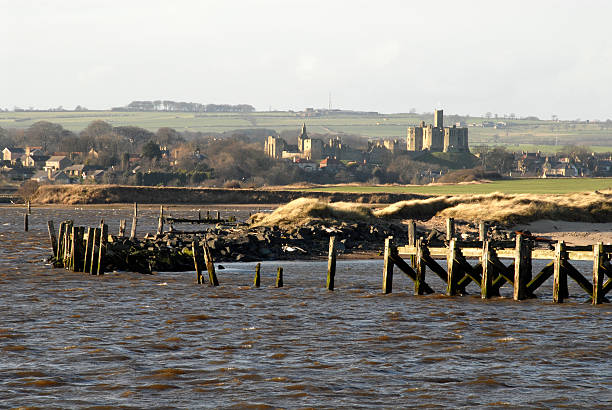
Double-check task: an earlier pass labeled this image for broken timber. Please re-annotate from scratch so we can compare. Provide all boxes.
[386,234,612,304]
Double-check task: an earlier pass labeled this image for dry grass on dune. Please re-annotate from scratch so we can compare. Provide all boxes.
[374,190,612,225]
[250,197,374,227]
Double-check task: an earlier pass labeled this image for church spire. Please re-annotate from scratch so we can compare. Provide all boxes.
[300,122,307,138]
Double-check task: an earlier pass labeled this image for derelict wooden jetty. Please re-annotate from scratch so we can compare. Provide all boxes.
[382,219,612,305]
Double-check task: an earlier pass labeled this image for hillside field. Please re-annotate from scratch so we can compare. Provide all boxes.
[2,111,612,152]
[294,178,612,195]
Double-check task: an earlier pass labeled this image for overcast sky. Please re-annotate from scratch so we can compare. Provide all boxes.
[1,0,610,119]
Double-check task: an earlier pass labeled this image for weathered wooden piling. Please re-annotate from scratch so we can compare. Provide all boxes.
[26,200,31,214]
[382,236,395,294]
[414,239,427,295]
[593,242,604,304]
[118,220,126,237]
[24,213,28,232]
[97,222,107,275]
[216,210,221,220]
[157,206,164,235]
[83,227,94,273]
[446,239,459,296]
[553,241,568,303]
[90,227,100,275]
[202,242,219,286]
[47,221,57,258]
[478,221,486,241]
[253,262,261,288]
[481,241,494,299]
[192,241,203,284]
[513,234,532,300]
[407,220,416,266]
[276,267,283,288]
[446,218,455,241]
[130,202,138,239]
[327,236,337,291]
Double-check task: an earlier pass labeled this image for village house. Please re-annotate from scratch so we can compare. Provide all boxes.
[2,147,25,164]
[44,155,72,171]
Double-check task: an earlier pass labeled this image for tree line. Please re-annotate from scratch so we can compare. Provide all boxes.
[112,100,255,113]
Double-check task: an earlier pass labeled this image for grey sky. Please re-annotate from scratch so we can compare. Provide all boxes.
[1,0,610,119]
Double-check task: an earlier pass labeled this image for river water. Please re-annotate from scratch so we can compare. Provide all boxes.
[0,206,610,408]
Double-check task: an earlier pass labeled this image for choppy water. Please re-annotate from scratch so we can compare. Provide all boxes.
[0,206,610,408]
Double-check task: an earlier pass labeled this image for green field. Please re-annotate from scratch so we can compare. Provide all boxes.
[295,178,612,195]
[1,110,612,152]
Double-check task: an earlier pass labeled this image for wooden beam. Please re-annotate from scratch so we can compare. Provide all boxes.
[514,234,532,300]
[47,221,58,259]
[447,239,460,296]
[130,202,138,239]
[253,262,261,288]
[478,221,487,241]
[192,241,203,284]
[526,262,554,294]
[446,218,455,241]
[481,241,493,299]
[389,248,435,295]
[276,267,283,288]
[203,242,219,286]
[562,260,593,297]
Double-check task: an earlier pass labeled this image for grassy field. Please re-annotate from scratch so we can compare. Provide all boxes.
[2,111,612,152]
[295,178,612,195]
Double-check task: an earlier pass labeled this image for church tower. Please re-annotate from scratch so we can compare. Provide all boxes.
[297,123,308,152]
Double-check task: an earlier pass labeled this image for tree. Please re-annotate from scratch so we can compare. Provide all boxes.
[81,120,113,138]
[142,141,162,160]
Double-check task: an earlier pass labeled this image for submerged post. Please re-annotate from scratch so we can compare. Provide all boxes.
[553,241,568,303]
[593,242,604,305]
[253,262,261,288]
[47,221,58,258]
[24,213,28,232]
[327,236,336,291]
[382,236,394,294]
[130,202,138,239]
[446,218,455,241]
[276,267,284,288]
[513,234,532,300]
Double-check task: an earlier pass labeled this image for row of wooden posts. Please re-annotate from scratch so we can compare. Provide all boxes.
[48,220,108,275]
[382,219,612,304]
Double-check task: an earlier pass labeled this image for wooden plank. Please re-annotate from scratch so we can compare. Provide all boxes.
[83,227,94,273]
[422,253,448,284]
[562,260,593,297]
[97,223,107,275]
[526,262,554,294]
[118,219,126,237]
[382,237,394,294]
[553,241,568,303]
[593,243,604,304]
[414,239,430,295]
[407,220,416,267]
[90,227,100,275]
[327,236,336,291]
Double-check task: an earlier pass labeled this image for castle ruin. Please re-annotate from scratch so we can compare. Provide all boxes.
[407,110,469,152]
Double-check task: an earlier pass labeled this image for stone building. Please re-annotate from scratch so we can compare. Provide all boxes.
[407,110,469,152]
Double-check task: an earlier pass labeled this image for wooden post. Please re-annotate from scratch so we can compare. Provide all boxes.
[553,241,568,303]
[198,209,201,221]
[63,221,73,269]
[27,200,31,214]
[447,239,459,296]
[90,227,100,275]
[118,219,126,237]
[478,221,486,241]
[446,217,455,241]
[97,223,107,275]
[24,213,28,232]
[206,210,210,220]
[216,210,221,221]
[276,267,283,288]
[157,205,164,235]
[57,222,66,263]
[83,227,94,273]
[130,202,138,239]
[70,226,78,271]
[327,236,337,291]
[593,242,604,305]
[414,239,427,295]
[47,221,58,258]
[202,242,219,286]
[513,234,532,300]
[253,262,261,288]
[192,241,203,284]
[408,220,416,266]
[382,236,394,294]
[481,240,493,299]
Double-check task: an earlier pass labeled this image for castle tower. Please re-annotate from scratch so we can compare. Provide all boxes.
[434,109,443,129]
[297,123,308,152]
